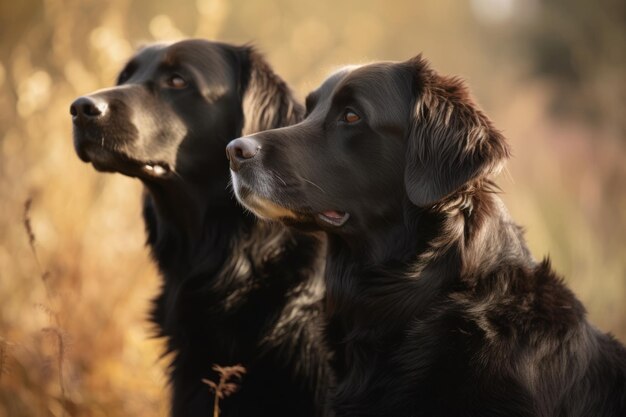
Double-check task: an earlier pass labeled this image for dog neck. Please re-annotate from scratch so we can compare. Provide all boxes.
[141,174,323,287]
[142,175,237,238]
[324,184,533,335]
[141,175,251,276]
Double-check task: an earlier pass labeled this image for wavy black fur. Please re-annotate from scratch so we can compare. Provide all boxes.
[228,55,626,417]
[71,39,332,417]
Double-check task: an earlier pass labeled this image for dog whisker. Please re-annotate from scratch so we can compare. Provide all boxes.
[301,177,326,194]
[270,169,288,187]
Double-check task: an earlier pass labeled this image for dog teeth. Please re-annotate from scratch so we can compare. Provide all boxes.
[152,165,167,175]
[143,164,168,175]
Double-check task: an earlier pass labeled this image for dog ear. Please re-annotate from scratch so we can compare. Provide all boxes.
[236,46,304,135]
[403,55,510,207]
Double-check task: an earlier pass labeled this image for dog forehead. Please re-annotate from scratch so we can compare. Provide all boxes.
[124,44,165,69]
[119,43,174,79]
[308,64,376,106]
[330,62,412,120]
[314,66,359,98]
[311,62,407,106]
[129,40,235,86]
[338,62,405,94]
[161,40,227,68]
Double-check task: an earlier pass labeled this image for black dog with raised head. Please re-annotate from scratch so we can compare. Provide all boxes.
[228,56,626,416]
[71,39,332,417]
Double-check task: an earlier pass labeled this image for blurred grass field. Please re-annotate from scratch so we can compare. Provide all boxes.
[0,0,624,416]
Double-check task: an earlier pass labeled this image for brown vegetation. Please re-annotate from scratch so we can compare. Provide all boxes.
[202,365,247,417]
[0,0,624,416]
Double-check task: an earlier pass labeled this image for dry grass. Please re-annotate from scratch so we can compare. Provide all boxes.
[202,365,247,417]
[23,198,68,416]
[0,1,624,416]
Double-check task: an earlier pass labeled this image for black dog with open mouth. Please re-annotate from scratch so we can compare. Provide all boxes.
[228,56,626,416]
[72,39,332,417]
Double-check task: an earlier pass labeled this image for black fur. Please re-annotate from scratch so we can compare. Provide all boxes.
[228,56,626,417]
[71,39,332,417]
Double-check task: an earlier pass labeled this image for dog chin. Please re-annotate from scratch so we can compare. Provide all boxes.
[81,146,127,173]
[231,172,299,221]
[243,194,298,221]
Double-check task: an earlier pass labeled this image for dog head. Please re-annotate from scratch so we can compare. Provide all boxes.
[71,39,301,188]
[227,55,509,235]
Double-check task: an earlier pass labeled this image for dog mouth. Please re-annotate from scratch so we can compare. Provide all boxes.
[232,174,351,227]
[77,139,172,179]
[317,210,350,227]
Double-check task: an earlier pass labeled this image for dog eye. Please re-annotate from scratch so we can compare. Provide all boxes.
[165,74,187,89]
[341,110,361,124]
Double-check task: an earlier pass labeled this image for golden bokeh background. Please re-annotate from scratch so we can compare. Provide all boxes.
[0,0,624,415]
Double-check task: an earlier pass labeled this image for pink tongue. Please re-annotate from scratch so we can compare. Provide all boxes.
[322,210,345,219]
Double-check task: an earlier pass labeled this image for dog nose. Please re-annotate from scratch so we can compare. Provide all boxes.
[226,137,261,171]
[70,96,108,120]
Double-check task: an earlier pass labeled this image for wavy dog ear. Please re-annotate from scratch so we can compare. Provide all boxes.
[235,46,304,135]
[403,55,510,207]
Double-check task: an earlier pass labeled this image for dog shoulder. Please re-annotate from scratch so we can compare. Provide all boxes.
[444,259,626,414]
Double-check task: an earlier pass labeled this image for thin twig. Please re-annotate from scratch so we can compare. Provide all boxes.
[0,340,7,381]
[202,364,246,417]
[23,198,67,416]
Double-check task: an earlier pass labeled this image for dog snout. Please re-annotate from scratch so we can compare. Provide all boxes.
[70,96,108,122]
[226,137,261,171]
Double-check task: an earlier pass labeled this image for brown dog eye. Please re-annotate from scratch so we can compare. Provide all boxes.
[166,75,187,89]
[342,110,360,124]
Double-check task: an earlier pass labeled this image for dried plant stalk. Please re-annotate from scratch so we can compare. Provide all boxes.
[202,364,246,417]
[0,340,7,381]
[23,198,67,416]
